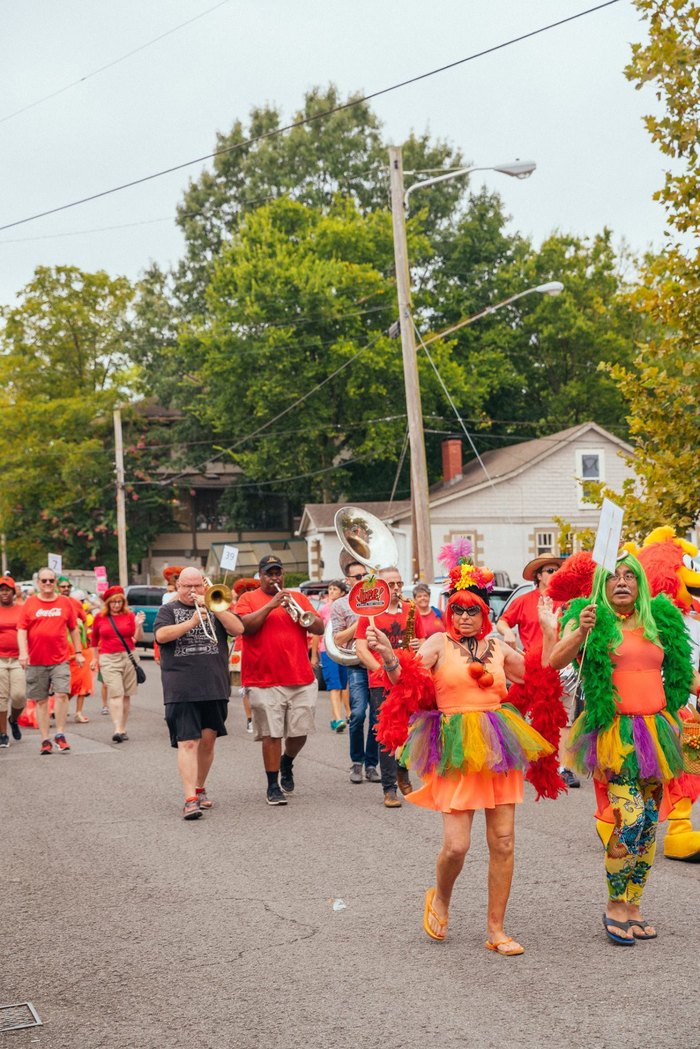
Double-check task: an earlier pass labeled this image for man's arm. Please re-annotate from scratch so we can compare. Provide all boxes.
[70,627,85,663]
[496,619,518,646]
[154,606,199,645]
[354,637,382,675]
[239,589,288,635]
[17,627,28,668]
[211,608,244,637]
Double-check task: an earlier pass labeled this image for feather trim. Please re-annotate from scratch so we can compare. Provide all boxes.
[375,650,436,752]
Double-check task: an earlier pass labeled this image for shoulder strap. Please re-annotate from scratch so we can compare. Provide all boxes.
[108,613,132,655]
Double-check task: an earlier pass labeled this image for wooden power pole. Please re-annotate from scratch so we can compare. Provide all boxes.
[113,408,128,587]
[388,145,434,582]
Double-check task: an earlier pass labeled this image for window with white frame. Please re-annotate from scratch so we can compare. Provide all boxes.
[535,531,556,556]
[575,448,605,508]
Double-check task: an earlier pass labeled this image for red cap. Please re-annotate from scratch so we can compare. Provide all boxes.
[0,575,16,589]
[102,586,125,602]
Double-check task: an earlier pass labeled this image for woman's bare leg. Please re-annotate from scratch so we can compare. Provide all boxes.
[484,804,521,950]
[428,810,475,936]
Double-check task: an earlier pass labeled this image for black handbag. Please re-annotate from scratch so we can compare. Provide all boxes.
[108,614,146,684]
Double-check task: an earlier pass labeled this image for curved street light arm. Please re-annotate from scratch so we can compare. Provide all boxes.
[404,160,536,212]
[421,281,564,347]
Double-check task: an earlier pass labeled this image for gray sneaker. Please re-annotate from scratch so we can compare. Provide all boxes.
[365,766,381,783]
[350,763,363,784]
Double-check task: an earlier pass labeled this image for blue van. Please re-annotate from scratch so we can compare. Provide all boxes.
[125,585,166,648]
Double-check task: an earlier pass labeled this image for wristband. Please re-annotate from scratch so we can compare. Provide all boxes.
[383,657,400,672]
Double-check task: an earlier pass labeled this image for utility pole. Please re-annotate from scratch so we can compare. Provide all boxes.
[0,533,7,576]
[113,408,128,587]
[388,145,434,582]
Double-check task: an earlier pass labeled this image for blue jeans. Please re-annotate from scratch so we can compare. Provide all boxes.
[347,666,378,768]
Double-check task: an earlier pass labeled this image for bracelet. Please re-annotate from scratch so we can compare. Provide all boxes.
[383,657,400,672]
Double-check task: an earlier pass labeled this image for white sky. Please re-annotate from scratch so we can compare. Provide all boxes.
[0,0,667,308]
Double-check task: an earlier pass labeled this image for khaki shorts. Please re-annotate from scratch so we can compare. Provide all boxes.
[26,663,71,702]
[0,657,26,713]
[248,682,317,741]
[99,651,138,700]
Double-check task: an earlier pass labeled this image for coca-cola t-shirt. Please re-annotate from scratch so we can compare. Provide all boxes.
[18,595,77,665]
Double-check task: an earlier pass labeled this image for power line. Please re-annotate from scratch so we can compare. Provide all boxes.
[0,1,621,233]
[0,0,233,126]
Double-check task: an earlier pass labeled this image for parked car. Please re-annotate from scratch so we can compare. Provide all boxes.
[125,585,166,647]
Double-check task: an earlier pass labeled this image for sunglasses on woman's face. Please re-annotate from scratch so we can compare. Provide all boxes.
[451,604,482,617]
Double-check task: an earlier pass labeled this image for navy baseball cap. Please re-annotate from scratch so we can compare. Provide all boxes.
[258,555,283,572]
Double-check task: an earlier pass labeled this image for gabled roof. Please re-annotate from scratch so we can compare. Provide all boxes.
[297,500,411,535]
[391,421,633,520]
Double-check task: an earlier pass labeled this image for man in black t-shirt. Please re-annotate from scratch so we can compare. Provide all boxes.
[154,567,243,820]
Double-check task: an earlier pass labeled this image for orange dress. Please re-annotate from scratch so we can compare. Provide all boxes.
[402,636,554,813]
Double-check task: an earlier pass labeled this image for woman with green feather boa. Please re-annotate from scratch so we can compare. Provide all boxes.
[546,553,699,946]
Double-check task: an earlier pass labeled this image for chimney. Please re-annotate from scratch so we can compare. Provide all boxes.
[441,438,463,485]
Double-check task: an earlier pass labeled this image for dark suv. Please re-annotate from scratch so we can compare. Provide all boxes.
[125,585,166,647]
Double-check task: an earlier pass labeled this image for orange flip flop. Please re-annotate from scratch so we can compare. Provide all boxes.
[423,887,448,941]
[485,936,524,956]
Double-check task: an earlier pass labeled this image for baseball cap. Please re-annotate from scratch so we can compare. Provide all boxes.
[258,554,283,572]
[0,575,16,589]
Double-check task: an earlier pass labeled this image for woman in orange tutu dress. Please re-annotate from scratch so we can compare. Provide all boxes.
[367,560,554,957]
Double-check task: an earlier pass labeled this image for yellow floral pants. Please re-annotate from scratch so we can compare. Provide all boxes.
[604,775,662,904]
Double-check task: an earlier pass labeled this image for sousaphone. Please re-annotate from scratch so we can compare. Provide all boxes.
[324,506,399,667]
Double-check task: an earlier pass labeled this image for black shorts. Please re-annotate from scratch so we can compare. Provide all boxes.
[164,699,229,749]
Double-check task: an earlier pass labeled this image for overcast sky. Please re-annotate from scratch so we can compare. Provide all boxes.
[0,0,667,308]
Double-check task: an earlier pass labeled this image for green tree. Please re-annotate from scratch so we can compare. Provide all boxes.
[0,266,173,576]
[596,0,700,535]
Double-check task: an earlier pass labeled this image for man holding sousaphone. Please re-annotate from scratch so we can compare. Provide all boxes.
[236,555,324,806]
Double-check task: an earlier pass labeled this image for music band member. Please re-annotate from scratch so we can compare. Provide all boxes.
[154,567,243,820]
[236,556,324,806]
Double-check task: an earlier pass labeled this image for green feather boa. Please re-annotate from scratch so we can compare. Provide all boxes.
[560,593,693,732]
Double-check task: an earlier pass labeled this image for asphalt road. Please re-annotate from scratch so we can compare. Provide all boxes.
[4,661,699,1049]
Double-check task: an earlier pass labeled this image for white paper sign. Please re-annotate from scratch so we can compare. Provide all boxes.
[219,545,239,572]
[591,498,624,574]
[47,552,63,575]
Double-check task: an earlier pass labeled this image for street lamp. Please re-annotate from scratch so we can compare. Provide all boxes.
[389,147,538,582]
[422,282,564,347]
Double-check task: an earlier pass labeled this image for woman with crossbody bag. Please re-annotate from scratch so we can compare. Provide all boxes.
[90,587,145,743]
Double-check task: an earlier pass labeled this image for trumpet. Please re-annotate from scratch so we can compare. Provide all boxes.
[274,584,316,628]
[194,578,233,642]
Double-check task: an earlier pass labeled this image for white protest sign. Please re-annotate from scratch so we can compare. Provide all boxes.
[591,498,624,574]
[219,545,239,572]
[47,553,63,576]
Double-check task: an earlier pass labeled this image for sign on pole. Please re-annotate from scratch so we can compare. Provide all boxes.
[219,545,239,572]
[47,553,62,576]
[591,497,624,573]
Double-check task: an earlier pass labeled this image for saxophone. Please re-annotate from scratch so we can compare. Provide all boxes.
[402,600,416,650]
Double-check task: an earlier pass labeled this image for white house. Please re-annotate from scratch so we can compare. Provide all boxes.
[297,421,636,585]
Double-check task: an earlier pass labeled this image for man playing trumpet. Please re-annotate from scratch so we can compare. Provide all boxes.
[154,567,244,820]
[236,555,324,806]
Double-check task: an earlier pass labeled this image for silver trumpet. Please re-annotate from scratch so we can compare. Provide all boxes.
[274,584,316,628]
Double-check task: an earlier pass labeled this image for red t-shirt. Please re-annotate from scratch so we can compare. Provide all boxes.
[418,608,445,638]
[91,612,137,654]
[0,604,21,658]
[18,595,77,666]
[355,605,425,687]
[498,588,561,652]
[236,588,316,688]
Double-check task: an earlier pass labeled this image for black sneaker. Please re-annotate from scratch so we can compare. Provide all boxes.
[279,755,295,794]
[560,767,581,788]
[266,783,288,806]
[0,733,9,748]
[9,716,22,741]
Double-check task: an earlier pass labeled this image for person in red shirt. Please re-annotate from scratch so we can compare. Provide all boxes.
[496,555,579,788]
[236,555,324,806]
[0,575,26,747]
[57,577,93,723]
[413,583,445,638]
[17,567,84,755]
[355,567,425,807]
[91,586,145,743]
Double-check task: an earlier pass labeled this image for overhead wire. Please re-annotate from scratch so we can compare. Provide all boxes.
[0,0,233,126]
[0,0,622,233]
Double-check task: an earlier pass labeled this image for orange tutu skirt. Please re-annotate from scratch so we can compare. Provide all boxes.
[407,768,524,812]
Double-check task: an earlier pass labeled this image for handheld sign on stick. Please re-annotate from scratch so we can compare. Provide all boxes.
[334,506,399,630]
[574,497,624,688]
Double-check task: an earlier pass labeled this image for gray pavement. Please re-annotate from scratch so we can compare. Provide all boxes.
[4,663,699,1049]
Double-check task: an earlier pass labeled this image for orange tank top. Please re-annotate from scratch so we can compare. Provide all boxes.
[432,635,508,714]
[611,627,666,715]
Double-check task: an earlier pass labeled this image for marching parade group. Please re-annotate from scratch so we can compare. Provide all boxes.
[2,518,700,956]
